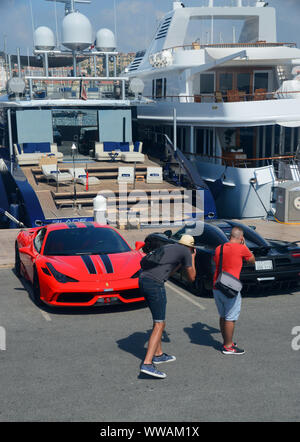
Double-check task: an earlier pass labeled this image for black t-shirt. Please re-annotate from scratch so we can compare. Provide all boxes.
[140,243,192,283]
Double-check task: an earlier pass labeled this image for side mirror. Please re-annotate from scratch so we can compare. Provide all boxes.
[164,230,172,238]
[135,241,145,251]
[19,247,35,258]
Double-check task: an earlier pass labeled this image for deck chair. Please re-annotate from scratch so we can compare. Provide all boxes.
[254,88,267,101]
[227,89,240,102]
[146,167,163,184]
[117,167,134,184]
[68,168,100,186]
[215,91,223,102]
[239,91,247,101]
[42,165,73,183]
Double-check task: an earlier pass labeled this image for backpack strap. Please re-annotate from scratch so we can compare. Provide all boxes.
[218,244,224,276]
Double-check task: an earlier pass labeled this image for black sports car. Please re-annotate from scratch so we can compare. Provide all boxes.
[143,220,300,296]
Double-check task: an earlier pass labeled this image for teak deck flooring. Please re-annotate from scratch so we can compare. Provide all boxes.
[21,158,188,221]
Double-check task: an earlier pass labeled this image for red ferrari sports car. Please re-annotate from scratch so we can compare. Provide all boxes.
[15,222,145,307]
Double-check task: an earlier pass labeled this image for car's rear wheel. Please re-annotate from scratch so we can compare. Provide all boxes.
[15,242,21,278]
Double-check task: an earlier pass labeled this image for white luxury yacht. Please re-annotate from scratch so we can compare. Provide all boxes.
[125,0,300,218]
[1,0,212,229]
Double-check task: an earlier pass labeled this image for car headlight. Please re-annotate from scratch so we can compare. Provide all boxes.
[46,263,79,284]
[131,269,141,278]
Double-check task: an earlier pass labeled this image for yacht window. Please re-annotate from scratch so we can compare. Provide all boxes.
[163,78,167,99]
[200,74,214,94]
[237,73,251,95]
[254,72,269,91]
[219,73,233,94]
[156,79,163,99]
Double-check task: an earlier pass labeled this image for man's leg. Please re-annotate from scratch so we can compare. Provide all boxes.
[219,317,225,342]
[223,320,235,348]
[143,321,165,365]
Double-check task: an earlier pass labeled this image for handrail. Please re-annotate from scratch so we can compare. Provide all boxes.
[163,42,297,52]
[141,129,209,190]
[146,89,300,103]
[21,76,128,101]
[190,154,295,162]
[187,153,297,168]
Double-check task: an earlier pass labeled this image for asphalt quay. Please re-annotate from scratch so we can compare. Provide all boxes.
[0,266,299,422]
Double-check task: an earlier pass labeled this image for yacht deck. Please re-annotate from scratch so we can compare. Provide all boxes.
[21,157,191,224]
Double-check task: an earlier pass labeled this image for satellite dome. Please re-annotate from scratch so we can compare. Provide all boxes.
[96,28,116,51]
[7,77,26,95]
[62,11,93,51]
[34,26,55,50]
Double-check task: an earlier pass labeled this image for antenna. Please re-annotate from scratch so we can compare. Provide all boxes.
[46,0,91,15]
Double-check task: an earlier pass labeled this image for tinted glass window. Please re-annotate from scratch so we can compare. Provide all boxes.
[219,73,233,94]
[200,74,214,94]
[237,73,250,95]
[43,227,131,256]
[254,72,268,91]
[156,79,163,98]
[173,223,227,248]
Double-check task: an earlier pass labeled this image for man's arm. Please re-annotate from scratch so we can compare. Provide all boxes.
[185,250,196,282]
[242,244,255,265]
[246,253,255,265]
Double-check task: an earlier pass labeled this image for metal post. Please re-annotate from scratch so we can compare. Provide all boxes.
[29,78,33,99]
[71,143,77,206]
[17,48,21,78]
[105,54,109,77]
[93,55,97,76]
[72,51,77,77]
[173,108,177,151]
[8,54,12,79]
[7,109,13,162]
[122,80,125,100]
[114,56,117,77]
[44,52,49,77]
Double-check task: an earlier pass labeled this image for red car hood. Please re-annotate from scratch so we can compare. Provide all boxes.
[44,251,142,282]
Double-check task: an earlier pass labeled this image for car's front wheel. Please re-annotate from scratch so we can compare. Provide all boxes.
[32,269,43,306]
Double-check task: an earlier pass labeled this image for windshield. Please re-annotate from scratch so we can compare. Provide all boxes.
[43,227,131,256]
[173,223,228,248]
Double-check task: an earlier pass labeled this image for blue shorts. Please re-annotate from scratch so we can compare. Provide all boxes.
[139,276,166,322]
[213,289,242,322]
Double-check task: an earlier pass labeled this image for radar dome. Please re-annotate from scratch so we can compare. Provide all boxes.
[62,11,92,51]
[34,26,55,50]
[96,28,116,51]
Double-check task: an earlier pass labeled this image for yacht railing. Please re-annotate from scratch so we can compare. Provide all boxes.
[147,89,300,103]
[167,42,297,51]
[187,153,297,168]
[20,76,129,101]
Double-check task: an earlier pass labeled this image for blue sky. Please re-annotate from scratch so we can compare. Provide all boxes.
[1,0,300,54]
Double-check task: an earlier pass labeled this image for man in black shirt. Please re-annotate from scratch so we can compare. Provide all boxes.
[139,235,196,378]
